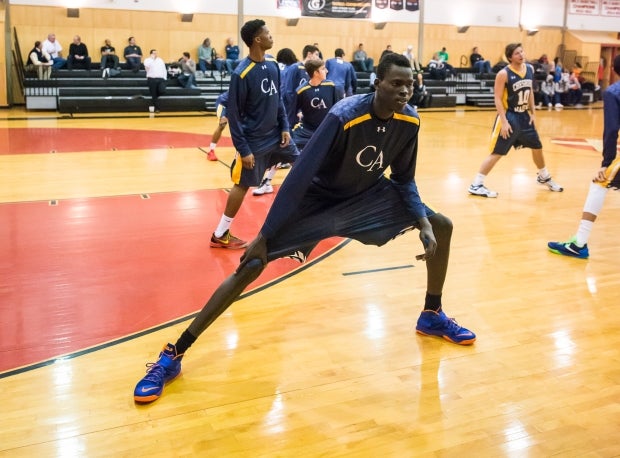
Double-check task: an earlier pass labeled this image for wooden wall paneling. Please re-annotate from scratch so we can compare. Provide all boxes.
[5,4,588,78]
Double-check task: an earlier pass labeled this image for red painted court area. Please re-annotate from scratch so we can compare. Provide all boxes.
[0,189,341,374]
[0,127,340,375]
[0,127,233,155]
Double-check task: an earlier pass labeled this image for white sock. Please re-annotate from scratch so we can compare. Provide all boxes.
[472,173,486,186]
[214,215,233,238]
[538,167,550,180]
[574,183,608,246]
[265,166,277,181]
[575,220,593,247]
[209,142,216,151]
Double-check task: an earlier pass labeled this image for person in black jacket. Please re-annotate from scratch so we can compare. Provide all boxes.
[67,35,91,70]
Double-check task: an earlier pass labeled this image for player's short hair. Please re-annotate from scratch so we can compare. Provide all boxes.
[302,44,319,58]
[505,42,522,61]
[240,19,266,48]
[276,48,298,66]
[376,52,410,80]
[334,48,345,58]
[304,59,324,77]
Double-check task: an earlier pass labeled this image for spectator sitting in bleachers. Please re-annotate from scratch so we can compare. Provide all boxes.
[537,74,563,109]
[224,37,240,74]
[124,36,143,73]
[409,72,431,108]
[42,33,66,69]
[26,40,53,79]
[567,70,583,107]
[100,38,119,71]
[352,43,374,72]
[555,71,570,104]
[177,52,198,89]
[437,46,456,77]
[470,46,492,74]
[427,52,448,80]
[553,57,563,82]
[198,38,224,74]
[537,54,553,75]
[67,35,92,71]
[381,45,394,61]
[403,45,422,73]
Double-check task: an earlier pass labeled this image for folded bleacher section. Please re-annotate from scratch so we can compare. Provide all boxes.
[23,67,228,113]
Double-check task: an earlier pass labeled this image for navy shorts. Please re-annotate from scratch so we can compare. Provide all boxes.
[291,126,314,151]
[230,141,299,187]
[490,111,543,155]
[265,177,436,263]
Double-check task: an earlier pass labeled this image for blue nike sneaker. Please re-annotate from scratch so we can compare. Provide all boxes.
[134,343,182,403]
[547,238,589,259]
[416,310,476,345]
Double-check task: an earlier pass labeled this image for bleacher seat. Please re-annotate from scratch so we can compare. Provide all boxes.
[23,67,229,114]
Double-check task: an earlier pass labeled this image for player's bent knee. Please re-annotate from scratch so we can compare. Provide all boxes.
[429,213,453,237]
[235,257,265,283]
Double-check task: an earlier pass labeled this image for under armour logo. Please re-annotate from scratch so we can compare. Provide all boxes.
[377,126,386,132]
[287,251,307,263]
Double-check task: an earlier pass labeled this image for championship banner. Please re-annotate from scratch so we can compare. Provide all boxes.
[568,0,600,15]
[302,0,371,19]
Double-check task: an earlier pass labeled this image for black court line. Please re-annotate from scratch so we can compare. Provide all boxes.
[198,146,229,167]
[0,238,352,379]
[342,264,414,276]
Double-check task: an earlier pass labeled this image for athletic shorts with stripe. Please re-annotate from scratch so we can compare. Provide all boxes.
[230,142,299,187]
[264,177,437,263]
[490,111,543,155]
[216,103,227,126]
[597,156,620,190]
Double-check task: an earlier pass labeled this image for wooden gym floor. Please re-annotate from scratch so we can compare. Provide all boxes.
[1,103,619,457]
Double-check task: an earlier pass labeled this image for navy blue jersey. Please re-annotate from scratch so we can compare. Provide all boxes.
[602,80,620,167]
[502,64,535,114]
[325,58,357,97]
[294,80,340,130]
[227,56,289,157]
[261,93,424,238]
[281,62,309,128]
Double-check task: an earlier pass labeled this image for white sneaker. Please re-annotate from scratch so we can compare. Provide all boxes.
[537,175,563,192]
[253,180,273,195]
[555,103,563,108]
[547,103,552,108]
[468,183,498,198]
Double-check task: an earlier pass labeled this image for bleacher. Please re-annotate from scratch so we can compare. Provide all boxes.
[23,67,228,114]
[24,68,494,113]
[353,66,504,109]
[22,64,594,115]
